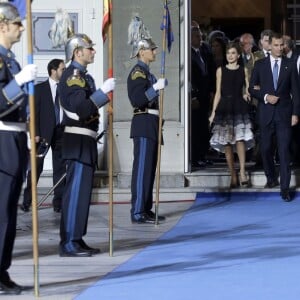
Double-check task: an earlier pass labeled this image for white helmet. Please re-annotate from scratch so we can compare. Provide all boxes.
[65,33,95,62]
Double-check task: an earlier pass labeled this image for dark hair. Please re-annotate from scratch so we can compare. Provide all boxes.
[269,32,283,44]
[47,59,64,76]
[226,41,241,55]
[260,29,273,40]
[284,36,295,50]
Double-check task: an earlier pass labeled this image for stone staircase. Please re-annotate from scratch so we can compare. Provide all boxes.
[33,163,300,206]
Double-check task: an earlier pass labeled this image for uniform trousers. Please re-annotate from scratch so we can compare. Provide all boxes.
[0,132,27,276]
[131,136,158,220]
[60,160,94,251]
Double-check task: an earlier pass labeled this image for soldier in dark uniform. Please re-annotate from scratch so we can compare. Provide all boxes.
[127,38,167,224]
[58,33,115,257]
[0,2,37,295]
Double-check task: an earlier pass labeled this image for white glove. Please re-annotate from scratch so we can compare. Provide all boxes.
[15,64,38,86]
[100,78,116,94]
[153,78,167,91]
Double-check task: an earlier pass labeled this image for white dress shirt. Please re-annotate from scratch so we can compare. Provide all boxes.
[49,77,62,123]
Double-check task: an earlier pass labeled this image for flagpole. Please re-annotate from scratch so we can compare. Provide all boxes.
[155,0,168,225]
[26,0,40,296]
[107,0,114,257]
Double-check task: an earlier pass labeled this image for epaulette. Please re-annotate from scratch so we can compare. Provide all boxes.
[66,69,86,87]
[131,67,146,80]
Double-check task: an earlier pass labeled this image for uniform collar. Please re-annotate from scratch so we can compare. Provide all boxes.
[137,60,149,72]
[0,45,15,59]
[71,61,87,73]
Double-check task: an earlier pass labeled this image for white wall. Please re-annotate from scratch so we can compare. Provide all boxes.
[13,0,106,171]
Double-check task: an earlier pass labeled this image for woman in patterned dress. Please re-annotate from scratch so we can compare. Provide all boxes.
[209,42,254,188]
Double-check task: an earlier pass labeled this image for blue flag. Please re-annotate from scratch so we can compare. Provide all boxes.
[9,0,27,20]
[160,2,174,53]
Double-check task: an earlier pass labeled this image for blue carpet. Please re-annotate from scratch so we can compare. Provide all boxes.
[76,192,300,300]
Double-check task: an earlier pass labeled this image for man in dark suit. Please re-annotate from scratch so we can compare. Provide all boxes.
[190,21,215,168]
[21,59,66,213]
[249,32,300,201]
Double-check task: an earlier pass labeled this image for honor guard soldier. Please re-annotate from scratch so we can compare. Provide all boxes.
[127,38,167,224]
[0,2,37,295]
[58,33,115,257]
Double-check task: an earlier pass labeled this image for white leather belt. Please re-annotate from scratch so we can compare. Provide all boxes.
[0,121,26,132]
[62,107,80,121]
[148,109,159,116]
[64,126,97,139]
[133,108,159,116]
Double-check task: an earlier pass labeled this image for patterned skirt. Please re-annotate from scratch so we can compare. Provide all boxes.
[210,113,255,153]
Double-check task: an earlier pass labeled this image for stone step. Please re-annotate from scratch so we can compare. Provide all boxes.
[31,165,300,205]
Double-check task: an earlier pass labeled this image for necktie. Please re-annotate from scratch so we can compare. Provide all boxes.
[272,59,278,90]
[54,84,60,125]
[196,49,206,74]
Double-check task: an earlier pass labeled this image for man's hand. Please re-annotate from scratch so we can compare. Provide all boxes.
[153,78,168,91]
[15,64,38,86]
[291,115,298,126]
[266,95,279,105]
[100,78,116,94]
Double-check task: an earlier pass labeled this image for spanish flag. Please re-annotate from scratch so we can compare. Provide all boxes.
[102,0,111,42]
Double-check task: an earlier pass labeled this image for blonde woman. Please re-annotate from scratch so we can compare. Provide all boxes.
[209,42,254,188]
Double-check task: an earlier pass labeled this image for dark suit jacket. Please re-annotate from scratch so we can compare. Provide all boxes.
[35,79,57,143]
[249,56,300,126]
[191,42,216,105]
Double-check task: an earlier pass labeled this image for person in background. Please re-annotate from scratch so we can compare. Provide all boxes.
[190,20,215,168]
[0,2,37,295]
[282,35,300,166]
[21,59,66,213]
[127,37,167,224]
[249,32,300,202]
[209,42,254,188]
[58,33,115,257]
[210,36,227,68]
[282,35,298,61]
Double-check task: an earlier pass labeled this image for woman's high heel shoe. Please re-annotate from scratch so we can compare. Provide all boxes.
[239,174,250,187]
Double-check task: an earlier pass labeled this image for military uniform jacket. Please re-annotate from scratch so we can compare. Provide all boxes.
[127,60,159,142]
[58,61,108,166]
[0,45,28,176]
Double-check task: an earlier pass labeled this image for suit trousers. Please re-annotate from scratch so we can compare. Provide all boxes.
[60,160,94,246]
[23,126,66,208]
[131,137,158,220]
[260,119,291,190]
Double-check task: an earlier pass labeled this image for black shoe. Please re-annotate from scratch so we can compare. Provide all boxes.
[53,206,61,213]
[146,211,166,222]
[264,180,279,188]
[131,215,155,224]
[205,159,214,166]
[0,277,22,295]
[20,203,30,212]
[77,239,101,255]
[59,243,92,257]
[280,190,292,202]
[196,160,207,167]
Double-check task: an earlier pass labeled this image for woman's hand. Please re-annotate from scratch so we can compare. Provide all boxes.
[243,93,251,103]
[209,112,215,126]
